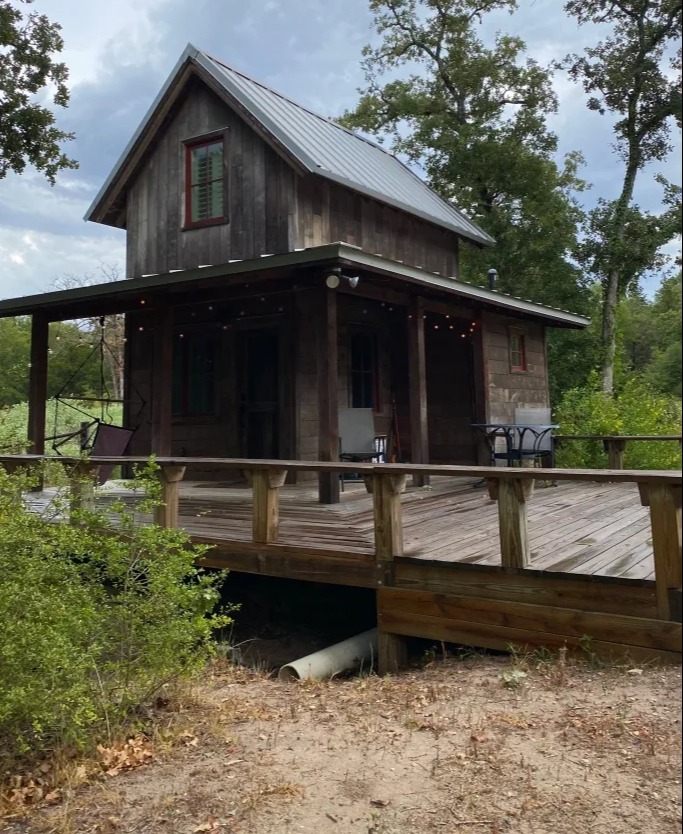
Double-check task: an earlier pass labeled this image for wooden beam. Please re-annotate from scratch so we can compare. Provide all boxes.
[154,464,186,528]
[68,460,101,521]
[150,305,174,456]
[408,297,429,486]
[604,438,627,470]
[639,482,682,621]
[318,285,340,504]
[487,476,534,568]
[28,312,49,455]
[365,473,407,561]
[377,629,409,675]
[249,467,288,543]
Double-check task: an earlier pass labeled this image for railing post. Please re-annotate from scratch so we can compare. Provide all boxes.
[248,468,288,543]
[487,475,534,568]
[68,460,101,522]
[366,472,407,561]
[604,438,627,469]
[639,482,682,621]
[366,472,408,675]
[154,464,186,528]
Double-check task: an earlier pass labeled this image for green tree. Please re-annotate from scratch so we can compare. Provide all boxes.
[565,0,682,394]
[341,0,589,315]
[0,0,77,183]
[644,272,682,396]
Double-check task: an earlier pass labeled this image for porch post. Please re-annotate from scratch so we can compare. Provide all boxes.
[408,297,429,487]
[28,312,49,455]
[151,304,173,456]
[318,284,340,504]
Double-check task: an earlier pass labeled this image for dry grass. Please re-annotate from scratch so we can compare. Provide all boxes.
[1,654,681,834]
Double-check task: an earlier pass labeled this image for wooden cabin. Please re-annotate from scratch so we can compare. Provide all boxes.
[0,44,588,501]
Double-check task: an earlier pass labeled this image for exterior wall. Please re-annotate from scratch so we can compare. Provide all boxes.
[125,78,297,278]
[124,77,462,281]
[294,177,460,277]
[481,312,549,423]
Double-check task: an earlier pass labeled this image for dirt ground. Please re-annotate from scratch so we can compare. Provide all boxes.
[2,651,681,834]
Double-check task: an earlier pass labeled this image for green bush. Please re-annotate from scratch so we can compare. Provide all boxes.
[555,376,682,469]
[0,463,229,768]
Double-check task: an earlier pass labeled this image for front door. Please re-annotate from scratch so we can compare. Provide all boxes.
[239,328,280,459]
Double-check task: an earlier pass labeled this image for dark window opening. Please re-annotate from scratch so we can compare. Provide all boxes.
[173,331,216,418]
[350,330,379,410]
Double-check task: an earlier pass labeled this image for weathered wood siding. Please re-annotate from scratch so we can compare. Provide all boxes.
[125,78,296,278]
[481,313,549,423]
[294,177,461,277]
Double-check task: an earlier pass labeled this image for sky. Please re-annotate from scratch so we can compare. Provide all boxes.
[0,0,680,303]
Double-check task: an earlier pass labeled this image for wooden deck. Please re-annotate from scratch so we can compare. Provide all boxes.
[170,477,655,580]
[5,454,681,667]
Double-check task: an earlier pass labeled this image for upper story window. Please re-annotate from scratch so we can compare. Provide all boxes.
[349,329,380,410]
[184,135,226,228]
[509,329,527,373]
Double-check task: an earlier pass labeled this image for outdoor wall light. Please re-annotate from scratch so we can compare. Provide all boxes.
[324,269,360,289]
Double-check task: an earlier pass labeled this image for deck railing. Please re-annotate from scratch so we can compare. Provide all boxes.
[1,454,681,623]
[554,434,682,469]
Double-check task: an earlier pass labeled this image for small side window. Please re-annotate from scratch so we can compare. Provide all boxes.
[509,330,527,373]
[184,136,226,228]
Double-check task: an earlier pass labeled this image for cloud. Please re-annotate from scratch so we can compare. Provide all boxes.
[0,0,679,304]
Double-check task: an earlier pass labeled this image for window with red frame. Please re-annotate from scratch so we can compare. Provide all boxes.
[185,138,225,226]
[509,330,527,372]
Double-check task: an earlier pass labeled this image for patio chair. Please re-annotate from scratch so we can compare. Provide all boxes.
[338,408,384,490]
[514,407,554,468]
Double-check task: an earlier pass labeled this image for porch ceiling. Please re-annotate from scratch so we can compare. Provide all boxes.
[0,242,590,328]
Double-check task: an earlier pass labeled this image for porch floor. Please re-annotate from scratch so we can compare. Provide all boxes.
[172,476,653,580]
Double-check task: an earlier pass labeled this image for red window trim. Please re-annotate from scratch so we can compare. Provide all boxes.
[183,133,228,230]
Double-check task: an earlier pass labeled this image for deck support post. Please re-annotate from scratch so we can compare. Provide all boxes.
[605,438,627,470]
[68,461,102,521]
[154,464,186,528]
[639,482,682,621]
[408,297,429,487]
[487,476,534,568]
[249,467,288,543]
[318,286,340,505]
[366,472,409,675]
[366,473,407,560]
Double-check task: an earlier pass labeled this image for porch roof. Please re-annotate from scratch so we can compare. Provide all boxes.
[0,243,590,328]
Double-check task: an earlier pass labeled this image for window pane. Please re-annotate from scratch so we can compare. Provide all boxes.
[209,181,223,218]
[191,146,207,186]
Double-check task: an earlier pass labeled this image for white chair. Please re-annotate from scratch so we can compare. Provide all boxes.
[514,407,555,468]
[338,408,384,489]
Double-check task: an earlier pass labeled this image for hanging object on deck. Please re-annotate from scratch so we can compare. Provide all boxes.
[46,316,144,470]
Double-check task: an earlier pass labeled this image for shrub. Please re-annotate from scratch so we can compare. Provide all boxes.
[555,376,682,469]
[0,463,230,768]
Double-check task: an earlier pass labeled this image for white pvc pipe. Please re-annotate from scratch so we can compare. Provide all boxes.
[278,628,378,681]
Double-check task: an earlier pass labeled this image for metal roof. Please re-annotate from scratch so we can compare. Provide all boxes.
[85,44,494,248]
[0,243,588,328]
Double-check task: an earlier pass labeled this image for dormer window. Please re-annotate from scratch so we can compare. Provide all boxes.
[184,133,227,227]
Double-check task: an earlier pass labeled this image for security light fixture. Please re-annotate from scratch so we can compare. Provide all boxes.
[324,269,360,289]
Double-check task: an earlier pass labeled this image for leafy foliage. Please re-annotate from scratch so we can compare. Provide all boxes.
[564,0,682,393]
[0,464,230,767]
[0,0,77,183]
[555,376,682,469]
[341,0,590,315]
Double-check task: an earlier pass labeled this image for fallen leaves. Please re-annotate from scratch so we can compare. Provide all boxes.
[97,735,155,777]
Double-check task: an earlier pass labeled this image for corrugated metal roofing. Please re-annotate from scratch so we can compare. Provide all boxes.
[86,45,493,247]
[198,49,493,247]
